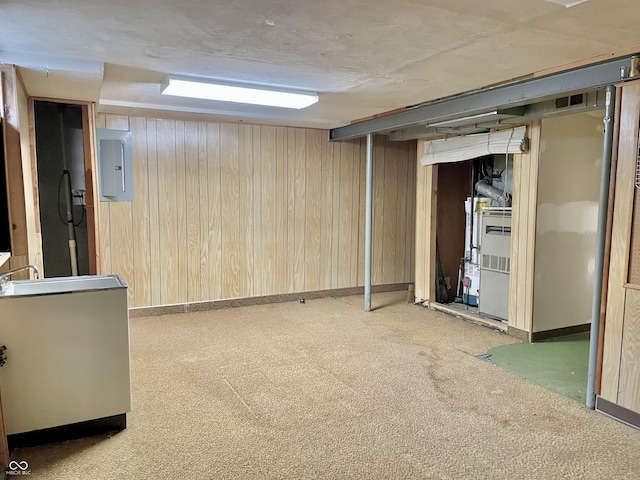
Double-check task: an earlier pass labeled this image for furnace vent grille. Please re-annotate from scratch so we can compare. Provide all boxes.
[482,254,510,274]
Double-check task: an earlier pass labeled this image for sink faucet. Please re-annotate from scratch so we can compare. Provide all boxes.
[0,264,40,288]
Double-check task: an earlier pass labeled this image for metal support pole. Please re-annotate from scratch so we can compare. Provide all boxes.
[364,133,374,312]
[586,85,616,409]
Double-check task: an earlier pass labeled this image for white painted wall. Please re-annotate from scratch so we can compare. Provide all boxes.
[532,111,603,333]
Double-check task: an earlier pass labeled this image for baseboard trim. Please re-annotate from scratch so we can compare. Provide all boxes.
[531,323,590,342]
[507,326,530,342]
[426,302,507,333]
[8,414,127,450]
[596,396,640,430]
[129,283,411,318]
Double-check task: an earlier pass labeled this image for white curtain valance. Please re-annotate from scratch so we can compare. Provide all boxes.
[420,126,527,166]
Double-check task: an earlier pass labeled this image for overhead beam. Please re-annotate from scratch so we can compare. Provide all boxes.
[330,56,635,141]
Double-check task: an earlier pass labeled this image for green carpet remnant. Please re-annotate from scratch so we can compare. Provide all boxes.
[487,332,589,403]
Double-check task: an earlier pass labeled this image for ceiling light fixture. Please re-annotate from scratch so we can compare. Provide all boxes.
[427,111,500,127]
[160,75,318,109]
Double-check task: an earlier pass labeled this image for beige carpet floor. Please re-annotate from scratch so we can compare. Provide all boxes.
[11,291,640,479]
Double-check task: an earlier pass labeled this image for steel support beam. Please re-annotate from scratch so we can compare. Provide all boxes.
[586,85,616,409]
[364,133,374,312]
[330,56,634,140]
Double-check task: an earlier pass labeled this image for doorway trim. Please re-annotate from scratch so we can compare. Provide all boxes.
[27,97,101,275]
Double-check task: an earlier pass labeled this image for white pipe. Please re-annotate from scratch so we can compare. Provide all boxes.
[586,85,615,409]
[59,109,78,276]
[364,133,374,312]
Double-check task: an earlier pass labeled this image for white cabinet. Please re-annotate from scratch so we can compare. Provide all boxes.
[0,275,131,435]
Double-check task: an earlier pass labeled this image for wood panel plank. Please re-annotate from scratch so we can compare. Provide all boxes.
[413,135,438,303]
[404,142,414,282]
[157,120,178,305]
[207,123,222,299]
[413,144,426,300]
[373,135,385,285]
[320,137,334,290]
[338,140,354,288]
[262,126,277,295]
[175,121,187,304]
[105,116,134,305]
[219,123,240,299]
[509,150,524,330]
[293,128,306,292]
[198,122,210,299]
[407,141,417,282]
[238,125,254,298]
[185,121,200,302]
[305,129,322,291]
[602,84,640,401]
[383,140,398,283]
[330,141,341,289]
[357,138,367,286]
[512,134,530,331]
[0,66,29,256]
[508,121,540,333]
[144,119,161,306]
[252,125,263,296]
[275,127,287,293]
[393,142,408,284]
[130,117,150,307]
[523,122,541,332]
[95,115,112,275]
[26,98,41,239]
[350,138,362,286]
[518,148,532,332]
[82,103,100,276]
[426,165,438,302]
[286,128,296,292]
[619,288,640,410]
[628,186,640,283]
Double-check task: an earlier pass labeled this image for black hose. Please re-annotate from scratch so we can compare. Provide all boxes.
[57,171,69,225]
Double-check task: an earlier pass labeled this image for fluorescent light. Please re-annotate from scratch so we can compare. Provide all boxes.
[427,111,499,127]
[161,75,318,109]
[545,0,588,7]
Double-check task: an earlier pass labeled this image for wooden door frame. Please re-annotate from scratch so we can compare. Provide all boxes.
[27,97,101,276]
[599,80,640,405]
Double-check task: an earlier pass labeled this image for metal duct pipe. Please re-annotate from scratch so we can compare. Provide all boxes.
[364,133,374,312]
[475,179,511,207]
[586,85,616,409]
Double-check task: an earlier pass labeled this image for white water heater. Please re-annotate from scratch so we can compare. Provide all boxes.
[463,197,489,306]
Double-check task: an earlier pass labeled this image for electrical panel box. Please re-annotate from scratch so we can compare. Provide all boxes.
[479,208,511,321]
[97,129,133,202]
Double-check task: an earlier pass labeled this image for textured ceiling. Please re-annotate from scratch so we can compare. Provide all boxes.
[1,0,640,129]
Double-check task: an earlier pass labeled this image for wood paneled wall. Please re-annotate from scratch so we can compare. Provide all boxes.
[601,81,640,409]
[1,66,29,259]
[508,121,541,335]
[414,161,437,303]
[97,115,416,308]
